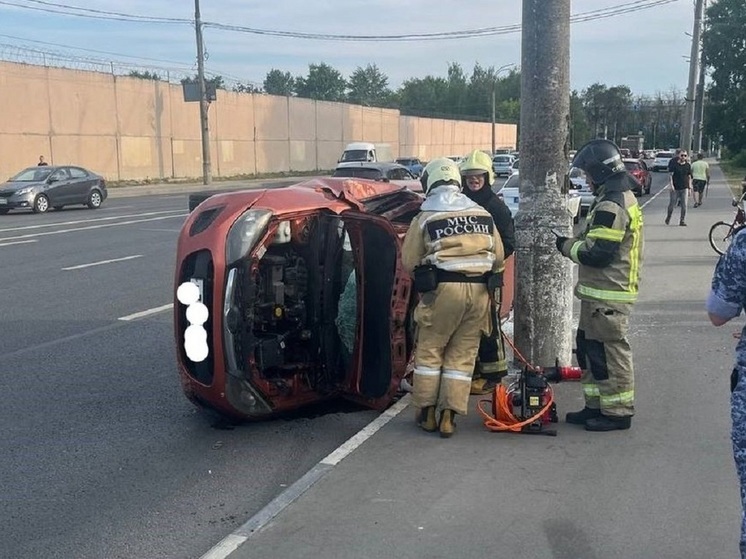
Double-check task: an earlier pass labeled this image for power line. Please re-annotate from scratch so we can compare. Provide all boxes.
[1,0,680,40]
[0,0,189,23]
[206,0,679,41]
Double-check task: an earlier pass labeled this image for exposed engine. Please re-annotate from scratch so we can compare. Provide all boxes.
[250,249,312,373]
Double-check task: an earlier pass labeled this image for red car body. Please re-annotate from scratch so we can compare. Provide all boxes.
[174,178,515,421]
[623,158,651,196]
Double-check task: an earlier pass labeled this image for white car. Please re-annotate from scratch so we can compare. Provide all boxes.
[569,167,594,213]
[495,172,581,223]
[652,151,674,172]
[492,154,516,178]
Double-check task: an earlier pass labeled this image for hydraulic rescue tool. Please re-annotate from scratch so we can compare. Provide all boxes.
[477,358,582,436]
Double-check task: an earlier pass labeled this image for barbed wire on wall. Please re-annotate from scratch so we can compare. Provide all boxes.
[0,42,261,90]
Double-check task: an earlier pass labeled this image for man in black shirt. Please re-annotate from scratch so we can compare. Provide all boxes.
[37,155,48,166]
[665,150,692,226]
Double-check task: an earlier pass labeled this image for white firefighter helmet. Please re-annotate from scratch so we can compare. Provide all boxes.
[420,158,462,194]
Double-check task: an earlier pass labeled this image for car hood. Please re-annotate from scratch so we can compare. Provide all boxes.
[0,180,44,192]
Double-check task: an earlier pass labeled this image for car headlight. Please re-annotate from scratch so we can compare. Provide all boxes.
[15,187,34,196]
[225,209,272,265]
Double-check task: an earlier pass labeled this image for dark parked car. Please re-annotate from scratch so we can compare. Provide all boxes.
[332,162,420,187]
[0,165,107,214]
[623,158,651,196]
[395,157,424,177]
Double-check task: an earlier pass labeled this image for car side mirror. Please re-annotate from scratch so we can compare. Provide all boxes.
[47,177,58,183]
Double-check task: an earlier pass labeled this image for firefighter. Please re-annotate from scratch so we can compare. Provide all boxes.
[554,139,644,431]
[402,158,505,438]
[459,149,515,395]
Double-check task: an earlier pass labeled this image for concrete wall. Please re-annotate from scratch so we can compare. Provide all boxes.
[0,61,517,181]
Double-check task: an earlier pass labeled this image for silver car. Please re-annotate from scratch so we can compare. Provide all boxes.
[0,165,107,214]
[652,151,674,172]
[492,154,515,178]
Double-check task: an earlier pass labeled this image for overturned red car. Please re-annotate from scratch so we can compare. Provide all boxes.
[174,177,514,421]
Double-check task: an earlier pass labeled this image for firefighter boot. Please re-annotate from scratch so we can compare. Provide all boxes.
[439,409,456,438]
[417,406,437,432]
[585,415,631,432]
[470,372,506,395]
[565,407,602,425]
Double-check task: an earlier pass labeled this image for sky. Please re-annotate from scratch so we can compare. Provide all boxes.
[0,0,699,97]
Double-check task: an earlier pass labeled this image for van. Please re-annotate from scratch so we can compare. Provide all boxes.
[338,142,394,165]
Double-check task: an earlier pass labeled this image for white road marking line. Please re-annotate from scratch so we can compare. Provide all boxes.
[640,184,668,209]
[0,209,185,233]
[200,396,411,559]
[62,254,143,271]
[0,213,188,242]
[118,303,173,321]
[0,239,38,247]
[139,228,182,233]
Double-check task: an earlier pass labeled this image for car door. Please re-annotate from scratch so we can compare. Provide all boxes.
[338,211,412,409]
[44,168,72,205]
[66,167,93,204]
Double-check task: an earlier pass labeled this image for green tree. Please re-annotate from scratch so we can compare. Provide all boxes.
[263,69,295,96]
[702,0,746,152]
[295,63,347,102]
[233,82,262,94]
[569,90,590,148]
[347,63,391,106]
[127,70,161,81]
[397,75,449,114]
[180,74,225,90]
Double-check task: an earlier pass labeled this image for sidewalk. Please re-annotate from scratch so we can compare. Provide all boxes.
[105,175,316,199]
[206,165,741,559]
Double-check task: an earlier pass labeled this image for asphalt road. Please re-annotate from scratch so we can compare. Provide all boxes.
[0,187,379,559]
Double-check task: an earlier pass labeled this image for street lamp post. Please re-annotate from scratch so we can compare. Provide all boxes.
[491,63,517,154]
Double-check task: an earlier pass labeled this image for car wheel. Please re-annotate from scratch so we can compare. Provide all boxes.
[33,194,49,214]
[87,190,103,209]
[0,208,9,215]
[53,205,64,211]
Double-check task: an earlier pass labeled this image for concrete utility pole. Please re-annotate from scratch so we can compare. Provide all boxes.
[513,0,574,369]
[195,0,212,185]
[681,0,705,153]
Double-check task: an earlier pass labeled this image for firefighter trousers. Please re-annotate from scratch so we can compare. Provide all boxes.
[412,282,490,416]
[575,300,635,418]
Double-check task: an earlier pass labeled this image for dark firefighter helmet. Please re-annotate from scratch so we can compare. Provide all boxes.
[571,139,626,185]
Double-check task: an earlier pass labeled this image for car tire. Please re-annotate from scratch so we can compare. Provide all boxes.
[53,205,64,211]
[33,194,49,214]
[87,190,103,209]
[0,208,9,215]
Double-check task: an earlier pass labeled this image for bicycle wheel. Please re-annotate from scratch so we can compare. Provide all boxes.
[709,221,735,255]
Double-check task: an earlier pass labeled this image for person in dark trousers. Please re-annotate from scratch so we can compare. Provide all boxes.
[555,139,644,431]
[666,150,692,226]
[37,155,48,166]
[459,149,515,395]
[707,228,746,558]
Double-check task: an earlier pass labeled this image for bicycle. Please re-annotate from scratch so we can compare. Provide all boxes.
[709,192,746,255]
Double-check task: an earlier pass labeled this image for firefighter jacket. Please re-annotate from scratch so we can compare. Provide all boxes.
[558,173,644,304]
[463,184,515,258]
[402,184,505,276]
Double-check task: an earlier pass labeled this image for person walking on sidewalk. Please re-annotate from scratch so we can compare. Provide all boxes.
[706,229,746,558]
[459,149,514,395]
[666,150,692,226]
[402,158,504,438]
[691,152,710,208]
[555,139,644,432]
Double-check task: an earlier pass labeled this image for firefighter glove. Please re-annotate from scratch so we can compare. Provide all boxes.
[555,235,570,253]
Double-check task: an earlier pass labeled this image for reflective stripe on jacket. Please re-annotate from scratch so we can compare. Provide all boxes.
[566,174,644,304]
[402,207,505,276]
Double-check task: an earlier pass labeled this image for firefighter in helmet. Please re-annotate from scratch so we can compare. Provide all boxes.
[402,158,504,438]
[459,149,514,395]
[555,139,644,431]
